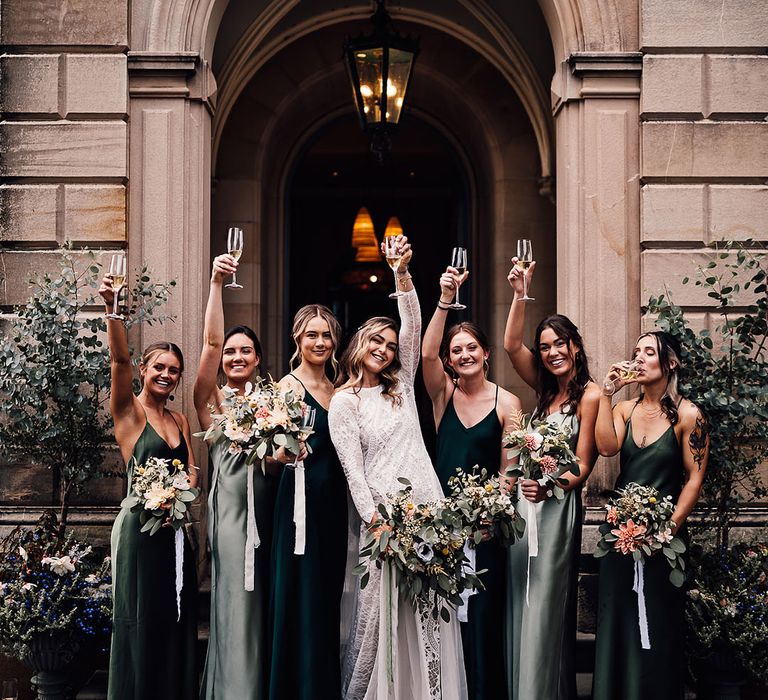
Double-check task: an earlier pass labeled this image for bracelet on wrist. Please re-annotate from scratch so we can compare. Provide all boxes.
[398,273,412,288]
[437,301,451,310]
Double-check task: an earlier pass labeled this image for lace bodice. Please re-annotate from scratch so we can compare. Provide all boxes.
[329,289,443,522]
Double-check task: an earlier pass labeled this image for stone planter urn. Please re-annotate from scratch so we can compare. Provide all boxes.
[23,633,79,700]
[694,648,748,700]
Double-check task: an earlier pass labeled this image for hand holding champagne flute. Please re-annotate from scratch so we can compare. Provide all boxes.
[106,252,127,320]
[602,360,639,396]
[449,247,468,309]
[516,239,535,302]
[226,227,244,289]
[384,234,404,299]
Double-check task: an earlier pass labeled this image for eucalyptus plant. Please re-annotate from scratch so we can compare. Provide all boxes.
[646,241,768,550]
[0,248,176,533]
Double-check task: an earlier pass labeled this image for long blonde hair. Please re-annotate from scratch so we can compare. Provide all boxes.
[289,304,341,380]
[336,316,402,405]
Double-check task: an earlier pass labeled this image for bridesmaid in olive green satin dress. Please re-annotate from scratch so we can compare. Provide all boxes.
[593,331,709,700]
[99,276,199,700]
[268,305,348,700]
[194,254,276,700]
[422,267,522,699]
[502,259,601,700]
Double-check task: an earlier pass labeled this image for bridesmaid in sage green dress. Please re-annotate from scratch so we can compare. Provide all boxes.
[268,305,348,700]
[422,267,521,699]
[593,331,708,700]
[194,254,276,700]
[99,275,198,700]
[502,258,601,700]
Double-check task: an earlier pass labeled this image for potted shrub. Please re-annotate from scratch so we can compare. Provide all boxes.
[646,241,768,697]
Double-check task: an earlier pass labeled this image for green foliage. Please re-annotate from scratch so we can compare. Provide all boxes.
[646,241,768,549]
[686,541,768,682]
[0,248,176,529]
[0,511,112,661]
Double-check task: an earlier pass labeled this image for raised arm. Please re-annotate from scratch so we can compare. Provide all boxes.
[671,402,709,533]
[391,237,420,387]
[193,255,237,430]
[422,267,466,413]
[595,363,635,456]
[328,392,377,523]
[503,259,538,388]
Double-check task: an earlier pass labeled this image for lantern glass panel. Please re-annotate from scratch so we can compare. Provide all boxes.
[385,48,414,124]
[354,48,384,124]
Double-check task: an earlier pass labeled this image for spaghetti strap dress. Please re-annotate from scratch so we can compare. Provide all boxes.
[268,377,349,700]
[434,385,507,699]
[592,408,686,700]
[108,415,198,700]
[201,421,277,699]
[505,409,582,700]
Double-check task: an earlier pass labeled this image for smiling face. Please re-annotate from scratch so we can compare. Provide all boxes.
[362,327,398,378]
[538,327,578,379]
[633,334,673,385]
[446,330,488,378]
[140,351,182,398]
[222,332,260,382]
[298,315,334,366]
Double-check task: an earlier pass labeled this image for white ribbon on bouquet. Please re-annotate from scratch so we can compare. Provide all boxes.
[174,528,184,621]
[633,559,651,649]
[293,460,307,555]
[458,543,478,622]
[244,462,262,591]
[520,483,543,605]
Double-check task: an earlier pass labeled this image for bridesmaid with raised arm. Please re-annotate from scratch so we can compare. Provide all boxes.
[268,304,348,700]
[592,331,708,700]
[422,266,521,699]
[502,258,601,700]
[99,275,198,700]
[194,254,276,700]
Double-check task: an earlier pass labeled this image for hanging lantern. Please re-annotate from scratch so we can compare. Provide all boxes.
[343,0,419,160]
[383,216,403,238]
[351,207,382,262]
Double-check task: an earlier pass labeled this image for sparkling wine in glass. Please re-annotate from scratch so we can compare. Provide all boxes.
[604,360,639,395]
[516,239,535,302]
[226,227,244,289]
[106,253,127,320]
[384,235,404,299]
[449,247,467,310]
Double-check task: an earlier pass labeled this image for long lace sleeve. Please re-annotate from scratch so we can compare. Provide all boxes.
[328,391,377,523]
[397,288,421,387]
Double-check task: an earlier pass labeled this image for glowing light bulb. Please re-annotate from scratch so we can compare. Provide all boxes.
[387,79,397,97]
[360,84,373,98]
[369,275,379,283]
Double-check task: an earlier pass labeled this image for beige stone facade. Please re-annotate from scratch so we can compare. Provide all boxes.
[1,0,767,536]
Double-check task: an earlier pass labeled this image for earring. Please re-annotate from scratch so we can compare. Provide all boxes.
[169,394,175,402]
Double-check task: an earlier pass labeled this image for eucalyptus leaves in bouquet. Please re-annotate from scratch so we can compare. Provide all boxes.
[646,241,768,549]
[0,511,112,661]
[0,248,176,531]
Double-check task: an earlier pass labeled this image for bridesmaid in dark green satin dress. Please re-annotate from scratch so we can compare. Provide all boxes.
[422,266,522,699]
[593,331,709,700]
[268,305,347,700]
[194,255,275,700]
[99,275,198,700]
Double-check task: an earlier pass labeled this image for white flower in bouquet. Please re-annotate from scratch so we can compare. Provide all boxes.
[41,555,76,576]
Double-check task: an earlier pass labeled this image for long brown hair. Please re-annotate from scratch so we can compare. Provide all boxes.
[289,304,342,380]
[336,317,402,405]
[635,331,683,425]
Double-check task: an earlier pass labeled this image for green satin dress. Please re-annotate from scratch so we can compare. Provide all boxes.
[592,411,686,700]
[268,384,348,700]
[505,410,581,700]
[108,417,198,700]
[434,386,507,700]
[201,438,277,699]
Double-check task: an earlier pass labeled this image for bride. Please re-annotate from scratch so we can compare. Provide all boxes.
[328,236,468,700]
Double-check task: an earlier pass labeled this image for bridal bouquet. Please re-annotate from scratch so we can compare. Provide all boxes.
[445,468,526,545]
[201,376,310,464]
[594,482,686,585]
[594,482,686,650]
[502,409,580,500]
[120,457,199,535]
[354,479,482,622]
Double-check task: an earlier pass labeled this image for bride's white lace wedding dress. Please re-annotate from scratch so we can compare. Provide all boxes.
[329,289,468,700]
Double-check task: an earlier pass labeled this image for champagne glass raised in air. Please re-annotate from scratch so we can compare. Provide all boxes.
[384,235,404,299]
[449,247,467,310]
[106,252,127,320]
[226,227,244,289]
[516,239,535,302]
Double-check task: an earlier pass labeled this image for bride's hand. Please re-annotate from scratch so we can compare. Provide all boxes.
[507,258,536,296]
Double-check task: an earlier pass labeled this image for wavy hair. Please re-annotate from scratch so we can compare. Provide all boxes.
[635,331,683,425]
[440,322,490,380]
[532,314,591,417]
[289,304,342,380]
[336,316,402,405]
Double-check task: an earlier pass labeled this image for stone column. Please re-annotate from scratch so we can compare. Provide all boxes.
[552,53,643,504]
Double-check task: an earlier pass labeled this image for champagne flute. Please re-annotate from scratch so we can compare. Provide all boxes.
[449,247,467,310]
[384,235,404,299]
[106,252,127,320]
[603,360,639,395]
[226,227,243,289]
[516,239,535,302]
[1,678,18,700]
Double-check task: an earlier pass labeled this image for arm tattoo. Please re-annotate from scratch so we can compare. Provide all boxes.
[688,412,709,471]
